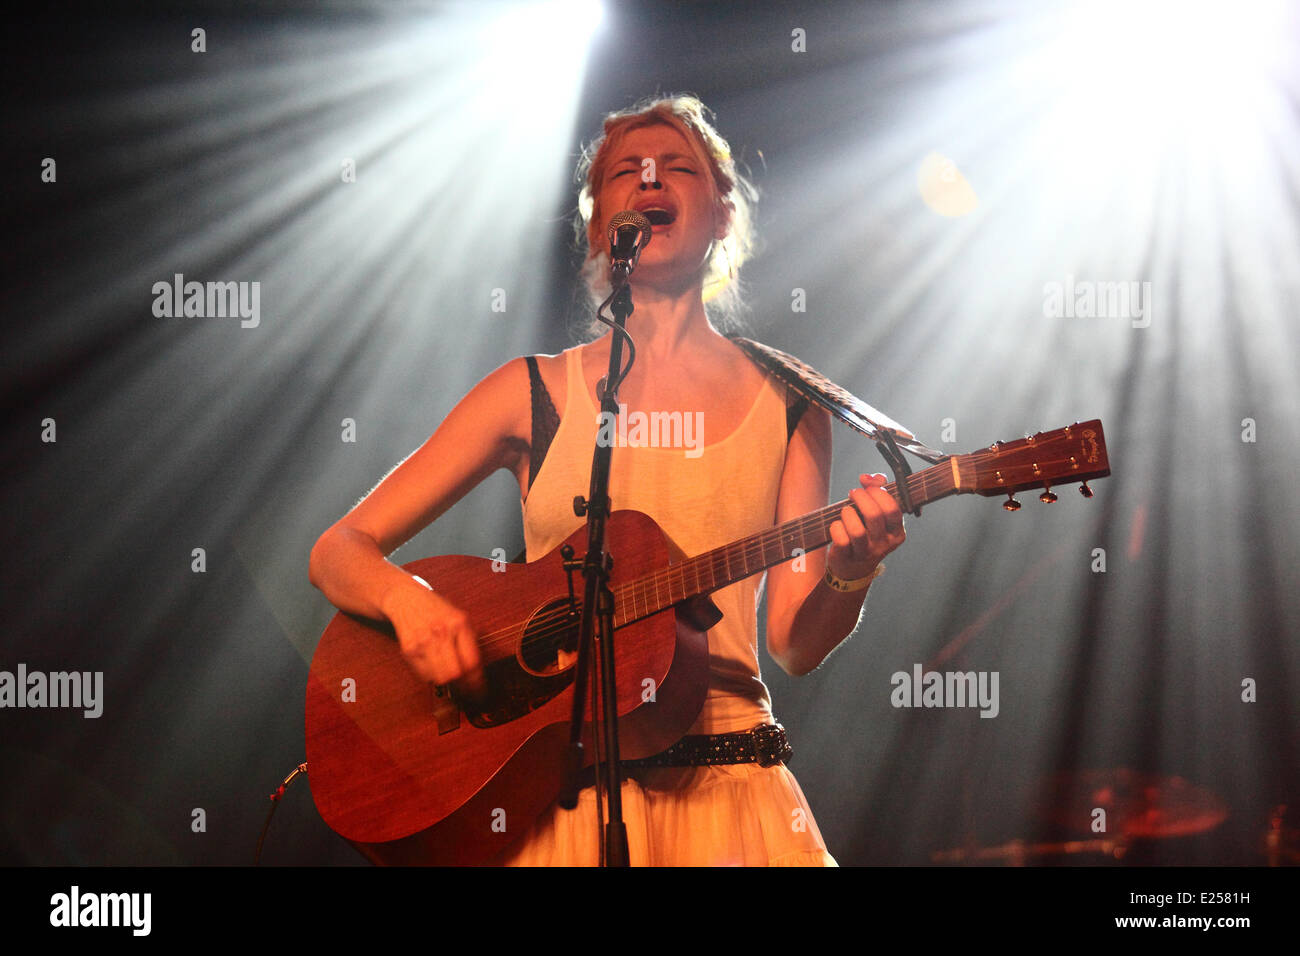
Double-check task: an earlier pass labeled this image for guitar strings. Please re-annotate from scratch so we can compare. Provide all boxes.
[471,460,957,658]
[464,447,1080,661]
[477,449,1067,660]
[466,499,845,661]
[468,472,928,659]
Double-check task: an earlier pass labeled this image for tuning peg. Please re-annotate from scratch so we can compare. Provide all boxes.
[1039,485,1058,503]
[1003,494,1021,512]
[1078,482,1094,499]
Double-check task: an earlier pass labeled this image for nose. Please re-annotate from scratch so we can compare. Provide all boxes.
[638,180,663,191]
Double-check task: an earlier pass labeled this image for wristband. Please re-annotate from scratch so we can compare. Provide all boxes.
[823,562,884,593]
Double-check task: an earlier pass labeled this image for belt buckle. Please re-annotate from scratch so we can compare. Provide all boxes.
[751,724,788,767]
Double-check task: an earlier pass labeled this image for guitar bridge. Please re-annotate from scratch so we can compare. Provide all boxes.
[430,685,461,735]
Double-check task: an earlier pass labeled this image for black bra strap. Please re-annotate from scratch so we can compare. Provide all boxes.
[786,389,808,442]
[525,355,561,492]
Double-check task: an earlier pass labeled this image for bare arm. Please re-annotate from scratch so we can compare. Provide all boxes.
[764,403,906,676]
[308,356,531,686]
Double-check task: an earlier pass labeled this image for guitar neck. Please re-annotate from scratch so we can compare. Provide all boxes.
[612,418,1110,626]
[614,465,960,626]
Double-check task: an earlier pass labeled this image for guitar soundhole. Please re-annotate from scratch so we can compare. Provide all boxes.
[458,599,581,730]
[518,598,582,677]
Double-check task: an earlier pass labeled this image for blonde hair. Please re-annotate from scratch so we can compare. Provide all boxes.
[573,94,759,335]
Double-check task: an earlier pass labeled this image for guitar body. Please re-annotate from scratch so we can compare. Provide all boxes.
[305,510,712,865]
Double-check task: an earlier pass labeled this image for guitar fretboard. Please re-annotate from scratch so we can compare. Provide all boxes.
[612,465,959,625]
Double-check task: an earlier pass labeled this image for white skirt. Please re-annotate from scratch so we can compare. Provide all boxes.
[500,761,837,867]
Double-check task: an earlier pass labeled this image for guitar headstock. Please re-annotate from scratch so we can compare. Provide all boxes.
[964,420,1110,508]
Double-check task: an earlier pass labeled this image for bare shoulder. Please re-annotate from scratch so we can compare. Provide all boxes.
[780,396,831,502]
[793,397,832,456]
[469,354,534,444]
[530,348,571,410]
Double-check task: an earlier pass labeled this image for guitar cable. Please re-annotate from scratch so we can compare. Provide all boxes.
[254,761,308,865]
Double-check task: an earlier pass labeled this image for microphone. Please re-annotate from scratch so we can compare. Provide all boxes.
[606,210,652,278]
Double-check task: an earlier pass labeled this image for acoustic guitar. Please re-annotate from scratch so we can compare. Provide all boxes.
[306,420,1110,864]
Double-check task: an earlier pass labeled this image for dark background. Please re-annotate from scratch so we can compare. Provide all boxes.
[2,0,1297,866]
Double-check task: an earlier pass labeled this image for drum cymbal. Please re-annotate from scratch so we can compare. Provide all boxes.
[1040,768,1227,838]
[931,837,1127,864]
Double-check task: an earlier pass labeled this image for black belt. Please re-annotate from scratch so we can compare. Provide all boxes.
[577,724,792,790]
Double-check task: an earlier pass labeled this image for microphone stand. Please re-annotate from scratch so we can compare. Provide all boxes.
[558,242,641,867]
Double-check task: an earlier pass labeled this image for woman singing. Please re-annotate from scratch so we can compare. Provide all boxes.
[308,94,906,865]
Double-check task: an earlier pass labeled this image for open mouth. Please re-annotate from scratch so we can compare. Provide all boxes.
[634,198,678,228]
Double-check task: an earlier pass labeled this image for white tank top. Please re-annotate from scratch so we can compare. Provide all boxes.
[520,344,791,734]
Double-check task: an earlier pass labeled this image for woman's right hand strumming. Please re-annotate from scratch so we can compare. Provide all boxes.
[380,574,484,692]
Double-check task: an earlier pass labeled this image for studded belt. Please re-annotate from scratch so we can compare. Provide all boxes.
[621,723,794,769]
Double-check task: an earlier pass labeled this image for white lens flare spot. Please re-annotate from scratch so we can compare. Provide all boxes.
[917,151,978,217]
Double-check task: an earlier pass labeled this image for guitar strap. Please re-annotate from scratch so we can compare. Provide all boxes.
[727,335,948,465]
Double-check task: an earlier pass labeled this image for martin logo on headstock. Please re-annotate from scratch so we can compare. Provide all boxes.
[959,420,1111,511]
